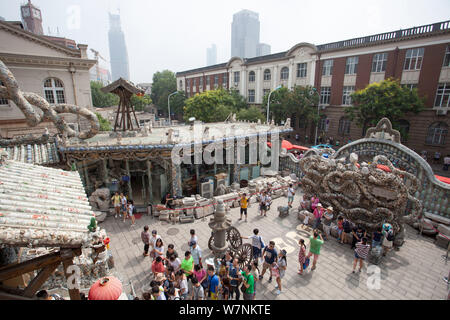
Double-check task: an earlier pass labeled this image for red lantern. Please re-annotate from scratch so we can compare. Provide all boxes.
[88,277,122,300]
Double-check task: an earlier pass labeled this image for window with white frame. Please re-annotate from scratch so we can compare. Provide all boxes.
[342,86,355,105]
[444,45,450,67]
[318,116,329,132]
[264,69,271,81]
[280,67,289,80]
[234,71,240,84]
[263,89,270,98]
[44,78,65,104]
[206,76,210,86]
[179,80,183,90]
[338,117,351,136]
[0,80,8,106]
[249,71,255,82]
[345,57,358,74]
[322,60,333,76]
[426,122,448,145]
[223,73,228,86]
[372,53,388,72]
[199,77,203,87]
[320,87,331,105]
[434,83,450,108]
[297,63,307,78]
[402,83,418,91]
[214,75,219,86]
[404,48,424,70]
[248,89,255,103]
[193,79,197,87]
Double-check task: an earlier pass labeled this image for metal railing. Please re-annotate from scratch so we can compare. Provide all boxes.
[317,20,450,52]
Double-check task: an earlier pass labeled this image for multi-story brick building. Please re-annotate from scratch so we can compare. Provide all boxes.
[176,20,450,157]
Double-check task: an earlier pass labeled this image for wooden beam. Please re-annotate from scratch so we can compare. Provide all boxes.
[0,291,33,301]
[0,248,81,282]
[23,262,60,298]
[62,258,80,300]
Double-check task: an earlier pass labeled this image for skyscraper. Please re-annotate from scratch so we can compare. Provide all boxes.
[108,12,130,81]
[231,10,260,59]
[257,43,271,56]
[206,44,217,66]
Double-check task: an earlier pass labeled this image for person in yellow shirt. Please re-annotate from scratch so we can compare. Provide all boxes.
[239,193,252,222]
[111,192,121,218]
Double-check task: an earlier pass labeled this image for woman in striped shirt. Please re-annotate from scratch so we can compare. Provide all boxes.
[352,238,370,273]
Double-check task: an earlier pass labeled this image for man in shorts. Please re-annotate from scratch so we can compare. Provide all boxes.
[111,192,121,218]
[259,241,278,283]
[239,193,251,222]
[287,184,295,208]
[241,228,264,262]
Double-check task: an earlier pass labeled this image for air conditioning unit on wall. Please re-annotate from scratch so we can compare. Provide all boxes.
[201,180,214,199]
[436,109,448,116]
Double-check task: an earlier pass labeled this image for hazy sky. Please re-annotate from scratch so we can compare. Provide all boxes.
[1,0,450,84]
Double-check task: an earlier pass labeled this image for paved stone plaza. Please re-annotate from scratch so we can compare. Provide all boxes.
[102,190,449,300]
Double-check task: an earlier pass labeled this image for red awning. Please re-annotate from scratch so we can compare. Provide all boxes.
[267,140,294,150]
[292,145,310,151]
[435,175,450,184]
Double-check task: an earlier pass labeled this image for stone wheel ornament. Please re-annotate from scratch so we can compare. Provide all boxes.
[234,243,253,269]
[0,59,99,141]
[226,226,242,250]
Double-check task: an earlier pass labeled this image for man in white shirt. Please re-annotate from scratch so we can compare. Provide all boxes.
[190,241,202,267]
[287,184,295,208]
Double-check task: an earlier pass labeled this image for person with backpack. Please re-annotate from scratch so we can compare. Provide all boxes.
[382,223,394,256]
[274,250,287,295]
[298,238,307,275]
[241,228,265,262]
[352,237,371,273]
[351,225,367,249]
[342,218,353,244]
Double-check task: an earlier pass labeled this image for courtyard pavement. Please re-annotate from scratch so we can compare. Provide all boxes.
[101,189,450,300]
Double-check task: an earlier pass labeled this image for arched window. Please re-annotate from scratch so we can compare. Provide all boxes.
[338,117,351,136]
[248,71,255,82]
[280,67,289,80]
[264,69,271,81]
[397,119,410,142]
[44,78,65,104]
[426,122,448,145]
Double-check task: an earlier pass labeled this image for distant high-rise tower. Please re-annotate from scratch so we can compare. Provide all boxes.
[206,44,217,66]
[108,12,130,81]
[20,0,44,35]
[231,10,260,59]
[257,43,271,56]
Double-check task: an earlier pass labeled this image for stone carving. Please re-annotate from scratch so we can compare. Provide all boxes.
[284,118,291,129]
[88,188,111,212]
[365,117,401,144]
[299,152,422,248]
[0,59,99,140]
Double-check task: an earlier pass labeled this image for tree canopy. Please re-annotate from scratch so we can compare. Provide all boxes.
[236,106,266,122]
[151,70,177,112]
[95,112,112,131]
[346,78,425,136]
[262,85,319,125]
[131,94,152,112]
[90,81,119,108]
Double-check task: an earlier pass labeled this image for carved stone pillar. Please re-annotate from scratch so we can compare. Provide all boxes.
[171,162,182,197]
[208,200,232,259]
[146,159,153,204]
[125,159,132,199]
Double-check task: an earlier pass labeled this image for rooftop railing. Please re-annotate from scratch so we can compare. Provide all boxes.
[317,20,450,52]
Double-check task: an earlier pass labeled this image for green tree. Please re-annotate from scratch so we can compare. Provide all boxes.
[346,78,425,136]
[151,70,177,114]
[183,89,237,123]
[90,81,119,108]
[95,112,112,131]
[237,106,265,122]
[131,94,152,112]
[169,91,187,120]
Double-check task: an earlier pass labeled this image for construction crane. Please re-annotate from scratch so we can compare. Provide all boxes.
[90,48,109,83]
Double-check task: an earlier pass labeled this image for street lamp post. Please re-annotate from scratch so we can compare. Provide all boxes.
[168,91,180,126]
[266,85,282,124]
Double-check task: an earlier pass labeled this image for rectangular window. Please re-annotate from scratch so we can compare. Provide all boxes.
[402,83,418,91]
[404,48,424,70]
[248,89,255,103]
[234,71,240,83]
[223,73,228,86]
[214,75,219,86]
[206,76,210,86]
[199,77,203,87]
[44,90,55,104]
[320,87,331,105]
[297,63,307,78]
[434,83,450,108]
[345,57,358,75]
[249,72,255,82]
[193,79,197,87]
[443,45,450,67]
[322,60,333,76]
[342,86,355,105]
[56,90,65,104]
[372,53,388,72]
[339,119,351,135]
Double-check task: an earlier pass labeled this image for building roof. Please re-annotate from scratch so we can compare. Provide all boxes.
[176,19,450,76]
[60,121,293,153]
[101,78,145,95]
[0,159,95,248]
[0,138,60,165]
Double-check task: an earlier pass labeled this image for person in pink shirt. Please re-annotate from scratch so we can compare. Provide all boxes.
[310,196,319,211]
[313,203,325,230]
[193,264,208,290]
